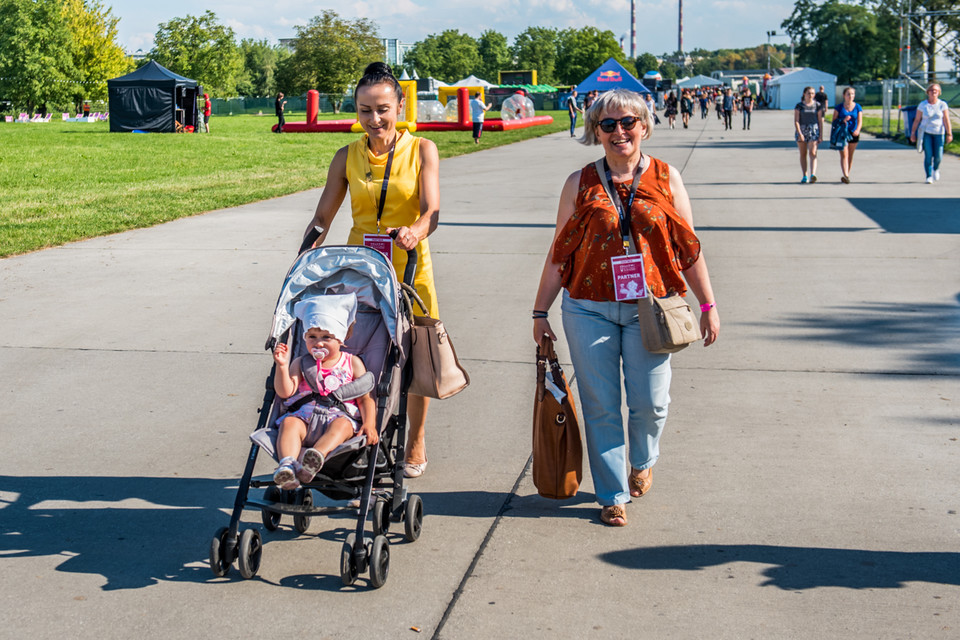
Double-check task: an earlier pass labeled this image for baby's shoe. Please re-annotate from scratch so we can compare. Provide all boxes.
[273,457,300,490]
[298,448,325,483]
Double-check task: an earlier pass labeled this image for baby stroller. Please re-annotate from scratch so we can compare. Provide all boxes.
[207,230,424,589]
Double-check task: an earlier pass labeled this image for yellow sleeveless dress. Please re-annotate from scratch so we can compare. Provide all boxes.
[345,131,438,318]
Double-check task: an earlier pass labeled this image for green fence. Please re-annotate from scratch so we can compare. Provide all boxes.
[209,95,358,116]
[851,80,959,107]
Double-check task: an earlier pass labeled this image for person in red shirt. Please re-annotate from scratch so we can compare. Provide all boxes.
[203,93,211,133]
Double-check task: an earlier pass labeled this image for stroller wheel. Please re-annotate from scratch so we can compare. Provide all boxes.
[371,498,390,536]
[369,535,390,589]
[294,488,313,534]
[237,528,263,579]
[340,533,359,586]
[404,494,423,542]
[261,486,282,531]
[209,526,232,577]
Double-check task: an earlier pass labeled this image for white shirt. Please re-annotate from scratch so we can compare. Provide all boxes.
[917,99,949,135]
[469,99,486,123]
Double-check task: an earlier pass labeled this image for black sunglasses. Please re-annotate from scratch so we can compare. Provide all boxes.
[598,116,640,133]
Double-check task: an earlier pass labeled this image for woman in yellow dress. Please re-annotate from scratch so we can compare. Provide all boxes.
[304,62,440,478]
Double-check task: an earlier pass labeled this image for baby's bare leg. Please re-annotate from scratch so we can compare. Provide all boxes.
[277,417,308,460]
[312,417,356,457]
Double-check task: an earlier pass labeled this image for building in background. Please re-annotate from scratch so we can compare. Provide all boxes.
[382,39,414,68]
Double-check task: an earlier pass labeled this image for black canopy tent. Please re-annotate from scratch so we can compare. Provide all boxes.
[107,61,202,132]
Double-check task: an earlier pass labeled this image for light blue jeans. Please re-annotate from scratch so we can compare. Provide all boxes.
[923,132,945,178]
[561,291,672,506]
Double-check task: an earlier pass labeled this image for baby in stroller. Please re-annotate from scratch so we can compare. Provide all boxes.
[271,293,378,490]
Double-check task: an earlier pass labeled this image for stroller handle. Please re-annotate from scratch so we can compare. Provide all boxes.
[299,226,418,287]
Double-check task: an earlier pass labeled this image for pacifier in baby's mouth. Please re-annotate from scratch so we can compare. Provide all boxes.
[311,347,329,360]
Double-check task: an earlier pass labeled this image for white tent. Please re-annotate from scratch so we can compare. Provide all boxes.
[677,74,724,89]
[766,67,837,110]
[450,75,496,88]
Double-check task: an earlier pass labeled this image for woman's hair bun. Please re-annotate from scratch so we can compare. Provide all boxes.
[363,61,394,78]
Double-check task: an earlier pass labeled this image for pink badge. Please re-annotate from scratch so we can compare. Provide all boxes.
[610,254,648,301]
[363,234,393,261]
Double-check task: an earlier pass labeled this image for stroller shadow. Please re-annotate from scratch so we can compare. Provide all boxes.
[599,544,960,590]
[416,489,598,522]
[0,474,252,591]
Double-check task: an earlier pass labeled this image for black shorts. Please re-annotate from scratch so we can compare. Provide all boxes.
[472,122,483,138]
[204,114,210,123]
[849,134,860,143]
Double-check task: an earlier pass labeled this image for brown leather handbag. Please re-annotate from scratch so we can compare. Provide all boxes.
[532,338,582,499]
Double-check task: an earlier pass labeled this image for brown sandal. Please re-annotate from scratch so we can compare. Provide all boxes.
[600,504,628,527]
[629,467,653,498]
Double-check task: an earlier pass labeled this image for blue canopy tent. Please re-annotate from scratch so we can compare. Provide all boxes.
[574,58,650,95]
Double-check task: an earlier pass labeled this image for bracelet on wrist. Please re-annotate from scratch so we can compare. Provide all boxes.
[700,303,716,313]
[532,310,549,319]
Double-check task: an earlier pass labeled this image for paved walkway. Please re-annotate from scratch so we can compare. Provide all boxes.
[1,109,958,639]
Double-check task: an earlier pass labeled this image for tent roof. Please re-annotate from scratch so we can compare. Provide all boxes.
[767,67,837,85]
[107,60,198,88]
[575,58,650,94]
[451,75,496,88]
[677,74,724,88]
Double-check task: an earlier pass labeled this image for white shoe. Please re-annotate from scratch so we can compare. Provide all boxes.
[934,170,940,181]
[403,461,427,478]
[925,176,934,184]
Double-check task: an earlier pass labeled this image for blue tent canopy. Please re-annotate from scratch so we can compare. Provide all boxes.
[574,58,650,95]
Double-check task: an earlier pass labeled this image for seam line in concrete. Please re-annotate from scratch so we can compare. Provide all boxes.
[431,454,533,640]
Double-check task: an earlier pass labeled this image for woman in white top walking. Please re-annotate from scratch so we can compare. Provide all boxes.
[910,83,953,183]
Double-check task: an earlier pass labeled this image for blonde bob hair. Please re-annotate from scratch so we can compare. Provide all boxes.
[581,88,654,146]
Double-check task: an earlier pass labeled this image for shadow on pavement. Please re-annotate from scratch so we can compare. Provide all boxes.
[599,544,960,590]
[848,198,960,234]
[0,474,253,591]
[750,299,960,375]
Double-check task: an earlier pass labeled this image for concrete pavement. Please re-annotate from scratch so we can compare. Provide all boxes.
[1,108,958,639]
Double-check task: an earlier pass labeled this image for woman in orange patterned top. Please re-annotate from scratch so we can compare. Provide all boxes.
[532,88,720,527]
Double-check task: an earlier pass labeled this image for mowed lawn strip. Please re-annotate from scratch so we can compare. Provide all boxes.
[0,111,569,258]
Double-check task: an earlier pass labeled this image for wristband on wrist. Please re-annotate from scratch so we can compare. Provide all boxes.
[532,309,549,319]
[700,303,716,313]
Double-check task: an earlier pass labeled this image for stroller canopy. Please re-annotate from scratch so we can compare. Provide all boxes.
[269,246,402,348]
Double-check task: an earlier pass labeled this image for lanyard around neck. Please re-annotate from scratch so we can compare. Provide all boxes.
[602,157,644,251]
[372,139,396,233]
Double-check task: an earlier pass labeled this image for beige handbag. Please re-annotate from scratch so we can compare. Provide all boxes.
[532,338,582,499]
[408,315,470,399]
[636,293,701,354]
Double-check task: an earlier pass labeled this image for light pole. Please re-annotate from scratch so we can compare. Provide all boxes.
[766,30,776,72]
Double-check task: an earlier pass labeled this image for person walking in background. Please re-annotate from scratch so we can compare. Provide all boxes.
[834,87,863,183]
[741,88,754,130]
[794,87,824,183]
[532,88,719,527]
[814,85,829,113]
[567,89,583,137]
[202,93,211,133]
[664,91,678,129]
[722,88,735,131]
[910,83,953,183]
[584,90,597,111]
[275,92,287,134]
[644,92,660,126]
[699,90,708,119]
[680,90,693,128]
[469,92,491,144]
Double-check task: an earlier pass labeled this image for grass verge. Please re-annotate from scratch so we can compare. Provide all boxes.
[0,111,569,258]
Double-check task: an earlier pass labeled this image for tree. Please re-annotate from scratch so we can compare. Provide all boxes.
[236,38,289,97]
[275,10,381,111]
[873,0,958,81]
[634,53,660,76]
[404,30,479,83]
[149,11,243,95]
[556,27,628,85]
[477,30,511,83]
[62,0,132,110]
[511,27,559,85]
[658,60,681,81]
[0,0,76,111]
[781,0,897,82]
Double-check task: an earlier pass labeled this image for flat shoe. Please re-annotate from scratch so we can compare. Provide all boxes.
[629,467,653,497]
[298,448,325,483]
[600,505,628,527]
[404,461,427,478]
[273,460,300,491]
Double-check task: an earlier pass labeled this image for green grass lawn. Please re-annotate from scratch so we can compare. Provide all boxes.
[0,111,569,258]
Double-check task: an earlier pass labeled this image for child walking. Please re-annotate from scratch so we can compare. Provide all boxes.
[271,293,377,490]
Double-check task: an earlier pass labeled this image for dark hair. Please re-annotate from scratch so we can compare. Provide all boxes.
[354,62,403,103]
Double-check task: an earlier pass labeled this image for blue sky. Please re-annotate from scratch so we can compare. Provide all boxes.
[110,0,799,62]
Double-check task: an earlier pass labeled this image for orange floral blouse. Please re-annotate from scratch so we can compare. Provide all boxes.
[553,157,701,301]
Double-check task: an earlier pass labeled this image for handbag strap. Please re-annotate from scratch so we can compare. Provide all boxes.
[536,338,568,392]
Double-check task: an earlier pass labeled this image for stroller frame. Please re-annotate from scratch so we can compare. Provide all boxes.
[208,232,424,589]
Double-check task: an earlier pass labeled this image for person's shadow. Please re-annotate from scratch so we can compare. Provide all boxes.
[600,543,960,590]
